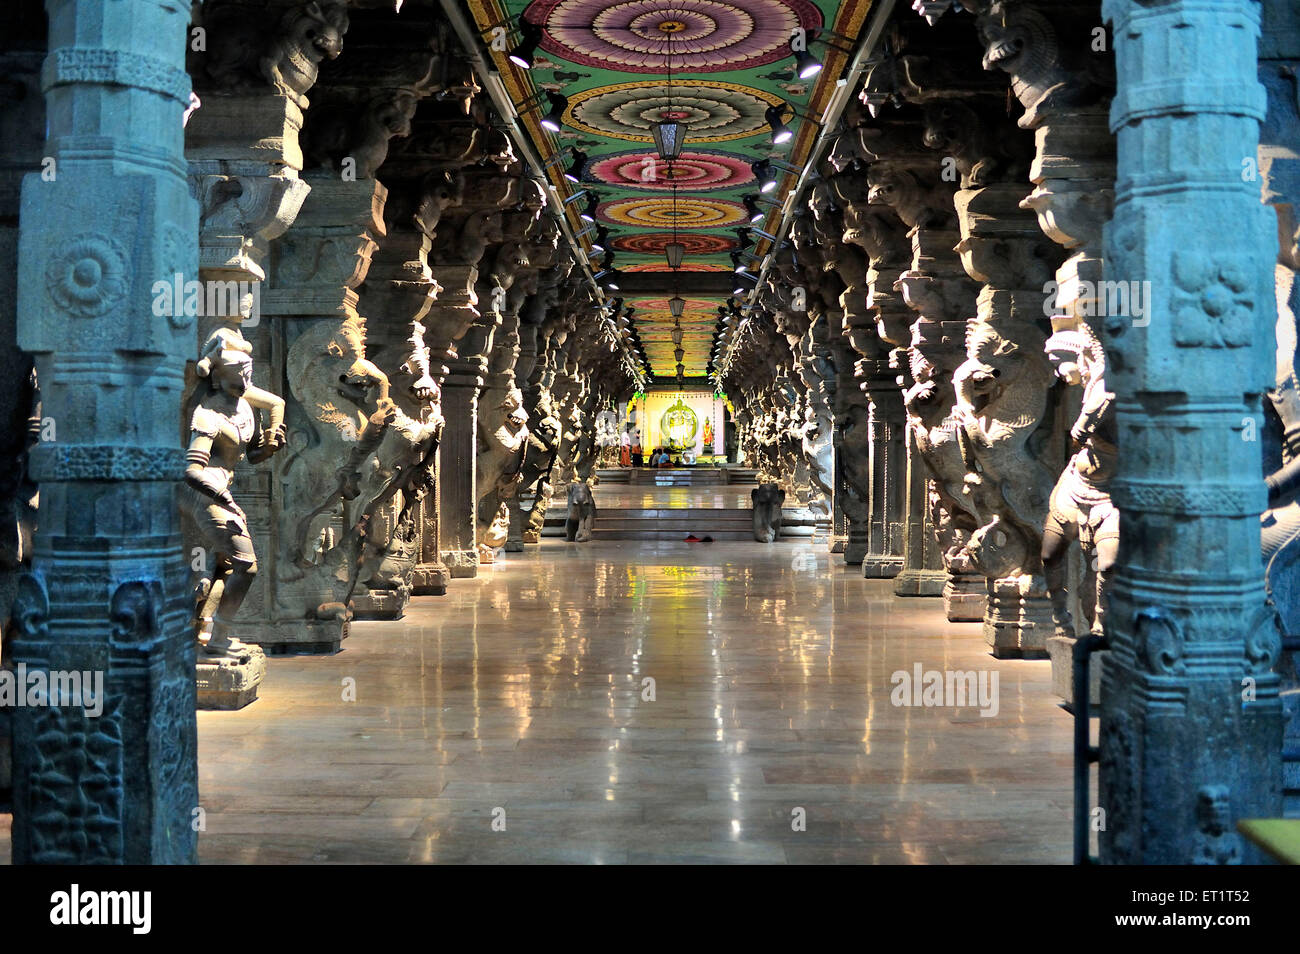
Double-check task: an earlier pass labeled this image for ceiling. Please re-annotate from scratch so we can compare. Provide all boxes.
[468,0,874,379]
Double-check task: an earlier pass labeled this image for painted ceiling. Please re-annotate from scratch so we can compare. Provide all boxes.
[469,0,874,378]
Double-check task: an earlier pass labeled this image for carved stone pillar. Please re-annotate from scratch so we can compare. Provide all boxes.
[261,176,387,650]
[1099,0,1282,862]
[12,0,199,862]
[431,160,517,578]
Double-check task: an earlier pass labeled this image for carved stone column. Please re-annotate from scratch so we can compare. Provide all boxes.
[262,176,387,650]
[12,0,199,862]
[1099,0,1282,863]
[432,157,517,578]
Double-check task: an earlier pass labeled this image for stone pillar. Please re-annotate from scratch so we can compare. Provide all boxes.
[1099,0,1283,863]
[262,176,388,650]
[12,0,198,862]
[951,184,1062,656]
[441,309,495,577]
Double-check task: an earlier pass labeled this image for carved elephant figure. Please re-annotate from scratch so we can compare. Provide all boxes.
[565,482,596,543]
[752,483,786,543]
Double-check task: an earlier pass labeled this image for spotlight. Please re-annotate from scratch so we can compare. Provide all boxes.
[508,19,544,70]
[589,226,610,253]
[751,160,778,193]
[793,46,822,79]
[540,91,567,132]
[743,195,777,222]
[765,104,793,145]
[564,149,587,183]
[735,227,754,250]
[580,193,599,223]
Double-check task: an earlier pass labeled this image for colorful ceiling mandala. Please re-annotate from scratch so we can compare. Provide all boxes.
[565,81,783,143]
[612,233,737,254]
[528,0,824,73]
[586,150,756,191]
[468,0,873,377]
[599,196,747,228]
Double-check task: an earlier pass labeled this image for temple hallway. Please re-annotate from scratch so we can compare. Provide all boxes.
[176,540,1074,864]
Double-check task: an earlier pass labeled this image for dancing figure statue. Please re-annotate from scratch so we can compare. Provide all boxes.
[1041,322,1117,637]
[183,328,286,656]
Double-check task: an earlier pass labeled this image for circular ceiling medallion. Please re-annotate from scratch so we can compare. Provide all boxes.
[613,233,737,255]
[631,297,721,313]
[587,150,756,192]
[624,262,731,272]
[565,80,784,143]
[528,0,822,73]
[599,196,747,228]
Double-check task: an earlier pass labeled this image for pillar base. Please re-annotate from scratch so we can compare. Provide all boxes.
[829,535,847,554]
[1046,635,1104,706]
[196,645,267,711]
[943,573,987,622]
[352,584,411,620]
[984,577,1054,659]
[893,568,945,596]
[863,555,904,579]
[411,564,449,596]
[442,549,479,579]
[251,617,348,655]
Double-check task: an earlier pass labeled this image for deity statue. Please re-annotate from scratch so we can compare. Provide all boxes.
[1041,321,1117,638]
[183,328,286,657]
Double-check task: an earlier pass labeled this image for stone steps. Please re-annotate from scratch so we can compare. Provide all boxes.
[542,506,817,540]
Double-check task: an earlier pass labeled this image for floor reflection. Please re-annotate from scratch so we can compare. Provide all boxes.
[188,540,1072,864]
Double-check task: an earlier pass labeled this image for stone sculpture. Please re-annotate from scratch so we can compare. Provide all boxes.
[1041,320,1117,638]
[752,483,786,543]
[183,328,285,658]
[565,482,597,542]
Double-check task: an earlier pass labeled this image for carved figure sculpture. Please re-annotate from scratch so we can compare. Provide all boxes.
[1041,322,1117,637]
[564,482,596,542]
[261,1,348,109]
[183,329,286,656]
[1191,785,1242,865]
[952,321,1056,579]
[752,483,786,543]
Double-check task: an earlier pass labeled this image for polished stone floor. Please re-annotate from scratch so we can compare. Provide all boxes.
[0,539,1075,864]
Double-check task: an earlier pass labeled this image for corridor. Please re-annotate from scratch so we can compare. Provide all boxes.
[185,538,1073,864]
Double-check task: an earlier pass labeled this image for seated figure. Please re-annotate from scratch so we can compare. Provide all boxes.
[752,482,785,543]
[565,482,597,542]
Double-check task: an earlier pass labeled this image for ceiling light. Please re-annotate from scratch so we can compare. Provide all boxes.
[540,91,567,132]
[665,241,685,269]
[580,193,599,223]
[793,47,822,79]
[669,296,686,318]
[564,150,586,183]
[651,120,685,161]
[508,19,544,70]
[765,104,793,145]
